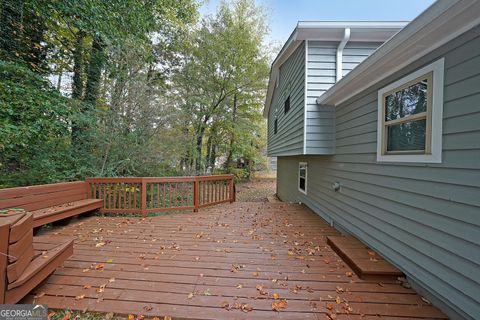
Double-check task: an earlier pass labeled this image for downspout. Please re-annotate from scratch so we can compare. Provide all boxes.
[336,28,351,82]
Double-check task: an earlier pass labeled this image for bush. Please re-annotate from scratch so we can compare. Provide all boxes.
[0,60,75,187]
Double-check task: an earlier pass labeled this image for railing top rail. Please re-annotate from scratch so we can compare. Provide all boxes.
[86,174,234,183]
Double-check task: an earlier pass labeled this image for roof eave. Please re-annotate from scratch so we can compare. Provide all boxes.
[316,0,480,107]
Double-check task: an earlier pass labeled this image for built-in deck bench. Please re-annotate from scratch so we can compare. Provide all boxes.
[0,212,73,304]
[327,235,404,281]
[0,181,103,228]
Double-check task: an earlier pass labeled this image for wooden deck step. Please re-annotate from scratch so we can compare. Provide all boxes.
[327,235,404,280]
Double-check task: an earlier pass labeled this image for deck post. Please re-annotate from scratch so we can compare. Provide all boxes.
[193,176,199,212]
[230,176,235,203]
[141,178,147,217]
[85,179,92,199]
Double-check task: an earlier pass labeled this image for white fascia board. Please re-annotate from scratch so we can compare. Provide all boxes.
[316,0,480,107]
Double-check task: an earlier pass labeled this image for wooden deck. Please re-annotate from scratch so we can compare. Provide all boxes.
[24,202,447,319]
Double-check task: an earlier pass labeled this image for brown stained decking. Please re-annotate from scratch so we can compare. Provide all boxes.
[23,202,447,320]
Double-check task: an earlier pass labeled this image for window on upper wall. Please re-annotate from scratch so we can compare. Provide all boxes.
[298,162,307,194]
[273,118,278,134]
[284,95,290,114]
[377,58,444,163]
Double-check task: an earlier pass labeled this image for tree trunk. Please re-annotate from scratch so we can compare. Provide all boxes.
[84,35,105,108]
[71,31,85,147]
[195,127,205,174]
[225,91,238,169]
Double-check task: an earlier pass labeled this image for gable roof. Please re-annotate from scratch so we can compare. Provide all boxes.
[316,0,480,107]
[263,21,406,117]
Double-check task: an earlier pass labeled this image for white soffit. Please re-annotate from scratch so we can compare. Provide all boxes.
[316,0,480,107]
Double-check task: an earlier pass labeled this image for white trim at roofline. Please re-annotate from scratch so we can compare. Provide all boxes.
[316,0,480,107]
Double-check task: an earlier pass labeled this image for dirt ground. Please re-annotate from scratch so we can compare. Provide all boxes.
[235,171,277,202]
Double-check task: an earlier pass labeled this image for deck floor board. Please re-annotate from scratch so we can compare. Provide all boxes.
[22,202,447,319]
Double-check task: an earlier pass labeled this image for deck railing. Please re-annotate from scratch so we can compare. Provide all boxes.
[85,175,235,216]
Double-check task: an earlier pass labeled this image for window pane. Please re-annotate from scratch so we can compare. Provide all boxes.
[387,119,426,152]
[299,167,306,178]
[284,96,290,114]
[299,178,306,191]
[385,78,428,121]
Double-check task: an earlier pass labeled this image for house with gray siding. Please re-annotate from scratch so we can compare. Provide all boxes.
[264,1,480,319]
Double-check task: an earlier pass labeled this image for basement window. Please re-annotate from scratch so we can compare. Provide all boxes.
[298,162,307,194]
[377,58,444,163]
[284,95,290,114]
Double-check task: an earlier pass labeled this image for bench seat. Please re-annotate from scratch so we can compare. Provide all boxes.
[1,212,73,304]
[30,198,103,227]
[5,237,73,304]
[0,181,103,228]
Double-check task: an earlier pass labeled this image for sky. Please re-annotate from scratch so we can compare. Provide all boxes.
[200,0,436,44]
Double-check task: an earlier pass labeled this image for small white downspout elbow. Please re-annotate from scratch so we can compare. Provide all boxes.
[336,27,351,82]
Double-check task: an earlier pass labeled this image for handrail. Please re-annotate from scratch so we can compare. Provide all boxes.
[85,175,235,216]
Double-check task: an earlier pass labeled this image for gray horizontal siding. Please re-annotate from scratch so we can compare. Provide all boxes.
[277,26,480,320]
[305,41,337,154]
[342,42,382,76]
[267,42,305,156]
[305,41,384,155]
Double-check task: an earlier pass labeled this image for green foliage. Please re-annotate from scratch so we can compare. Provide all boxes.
[0,61,75,187]
[0,0,272,188]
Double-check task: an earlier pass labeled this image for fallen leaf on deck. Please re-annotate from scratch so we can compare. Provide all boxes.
[241,304,253,312]
[128,315,135,320]
[109,277,116,283]
[143,305,153,311]
[187,292,194,299]
[83,285,92,289]
[34,292,45,299]
[203,288,212,296]
[164,317,172,320]
[82,268,90,273]
[345,271,353,277]
[75,294,86,300]
[106,259,113,263]
[95,263,105,270]
[335,296,341,304]
[96,284,106,293]
[271,299,288,311]
[273,293,279,300]
[221,301,230,310]
[327,312,337,320]
[252,272,259,277]
[236,283,243,289]
[326,302,334,310]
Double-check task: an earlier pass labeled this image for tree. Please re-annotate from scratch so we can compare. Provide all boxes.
[175,0,270,173]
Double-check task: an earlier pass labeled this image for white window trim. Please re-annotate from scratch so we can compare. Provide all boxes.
[376,58,444,163]
[298,162,307,194]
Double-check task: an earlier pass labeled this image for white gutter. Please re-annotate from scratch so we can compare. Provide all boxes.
[336,28,351,82]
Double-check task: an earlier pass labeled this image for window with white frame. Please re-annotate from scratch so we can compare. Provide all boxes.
[377,58,444,163]
[299,162,307,194]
